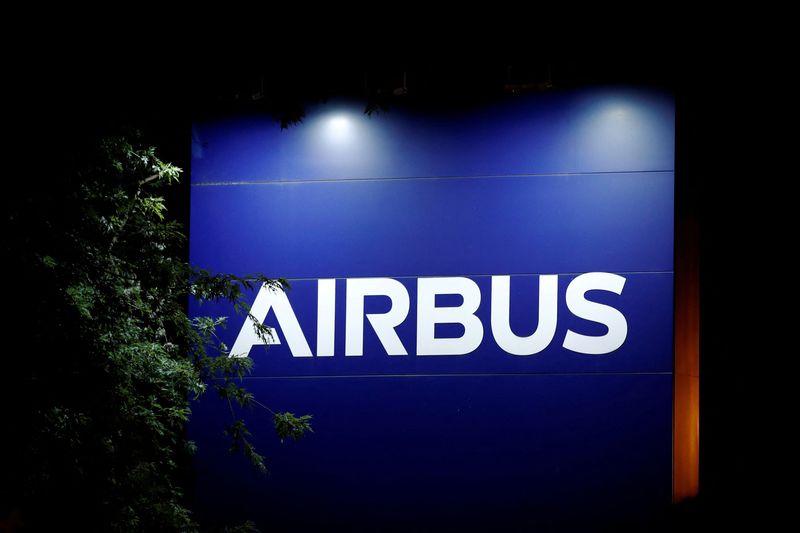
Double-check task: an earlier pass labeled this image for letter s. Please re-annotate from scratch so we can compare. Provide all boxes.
[562,273,627,355]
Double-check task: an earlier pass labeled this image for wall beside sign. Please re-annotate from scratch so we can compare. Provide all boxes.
[189,88,677,531]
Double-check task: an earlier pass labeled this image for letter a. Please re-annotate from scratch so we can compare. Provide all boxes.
[229,283,312,358]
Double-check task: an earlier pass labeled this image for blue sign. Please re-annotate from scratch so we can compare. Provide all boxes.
[189,88,675,531]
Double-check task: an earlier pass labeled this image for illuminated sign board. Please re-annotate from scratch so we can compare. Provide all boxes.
[190,89,675,531]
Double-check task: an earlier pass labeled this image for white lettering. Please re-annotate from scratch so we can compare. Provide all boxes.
[229,283,312,358]
[316,279,337,357]
[491,275,558,356]
[345,278,410,356]
[228,273,630,359]
[562,273,628,355]
[417,277,484,356]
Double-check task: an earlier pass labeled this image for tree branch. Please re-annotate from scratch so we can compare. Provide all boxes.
[138,173,160,186]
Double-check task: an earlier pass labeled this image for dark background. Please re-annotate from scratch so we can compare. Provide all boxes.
[7,38,769,530]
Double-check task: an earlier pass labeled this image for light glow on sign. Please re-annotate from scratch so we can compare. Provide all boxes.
[327,115,351,133]
[302,104,389,174]
[577,93,671,171]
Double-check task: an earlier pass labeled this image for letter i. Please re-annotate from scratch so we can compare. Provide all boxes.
[317,279,336,356]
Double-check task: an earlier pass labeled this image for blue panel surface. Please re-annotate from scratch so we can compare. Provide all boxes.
[190,173,673,278]
[191,89,674,182]
[190,374,672,532]
[189,89,675,530]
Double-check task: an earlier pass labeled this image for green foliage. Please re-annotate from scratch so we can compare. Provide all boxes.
[3,134,310,531]
[273,412,314,443]
[222,521,261,533]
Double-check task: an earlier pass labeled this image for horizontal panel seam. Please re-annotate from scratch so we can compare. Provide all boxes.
[232,372,672,380]
[257,271,675,281]
[191,169,674,186]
